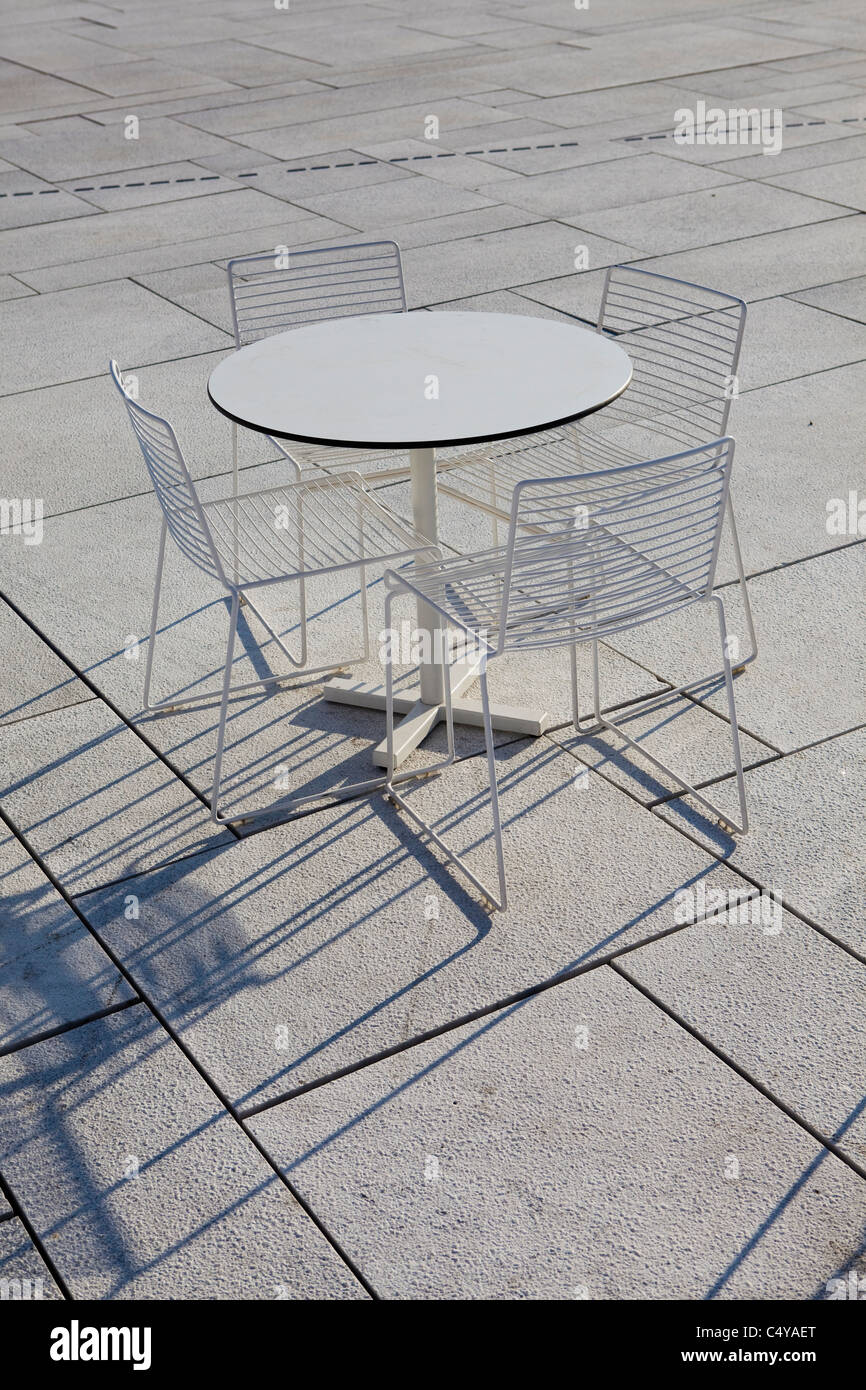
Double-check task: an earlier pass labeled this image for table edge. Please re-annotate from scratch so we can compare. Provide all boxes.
[206,368,633,452]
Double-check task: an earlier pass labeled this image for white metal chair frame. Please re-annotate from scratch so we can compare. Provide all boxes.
[110,360,441,823]
[437,266,757,680]
[226,239,416,483]
[382,439,748,911]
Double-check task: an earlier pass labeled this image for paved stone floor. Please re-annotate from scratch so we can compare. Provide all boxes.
[0,0,863,1300]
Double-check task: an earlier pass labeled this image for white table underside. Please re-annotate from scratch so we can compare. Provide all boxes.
[321,445,551,767]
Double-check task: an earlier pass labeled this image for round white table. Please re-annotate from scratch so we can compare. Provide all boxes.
[208,310,632,766]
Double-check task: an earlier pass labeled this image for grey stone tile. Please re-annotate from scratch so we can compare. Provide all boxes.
[0,826,137,1053]
[352,139,517,190]
[61,59,237,99]
[80,737,748,1102]
[151,41,331,88]
[720,132,866,180]
[0,27,139,72]
[15,211,352,292]
[278,175,498,231]
[0,170,94,230]
[0,115,240,182]
[0,599,91,725]
[236,20,474,69]
[0,274,32,301]
[549,691,775,806]
[655,729,866,955]
[344,202,543,257]
[763,155,866,210]
[0,1219,63,1300]
[0,186,323,278]
[611,545,866,752]
[0,1008,366,1299]
[738,296,866,391]
[58,161,241,212]
[0,700,233,895]
[0,57,99,116]
[635,213,866,302]
[790,92,866,121]
[230,99,528,161]
[566,181,849,255]
[402,221,640,307]
[479,154,736,218]
[244,151,411,202]
[720,362,866,575]
[250,966,866,1299]
[0,280,229,394]
[0,349,283,514]
[790,275,866,322]
[497,82,717,133]
[619,909,866,1163]
[514,269,608,324]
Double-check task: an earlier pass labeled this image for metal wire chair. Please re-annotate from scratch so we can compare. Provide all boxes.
[437,266,757,672]
[110,360,440,823]
[226,240,417,483]
[383,439,748,910]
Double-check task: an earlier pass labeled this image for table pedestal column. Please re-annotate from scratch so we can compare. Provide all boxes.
[322,445,550,767]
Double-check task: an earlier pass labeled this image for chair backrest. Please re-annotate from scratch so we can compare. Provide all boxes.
[226,240,406,346]
[497,439,734,652]
[109,361,225,584]
[594,266,746,446]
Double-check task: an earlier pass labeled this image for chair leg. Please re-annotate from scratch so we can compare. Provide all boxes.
[143,518,168,712]
[210,591,240,824]
[384,590,506,909]
[588,600,748,834]
[724,493,758,672]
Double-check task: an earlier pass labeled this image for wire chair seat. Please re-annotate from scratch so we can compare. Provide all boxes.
[399,449,728,651]
[200,473,434,588]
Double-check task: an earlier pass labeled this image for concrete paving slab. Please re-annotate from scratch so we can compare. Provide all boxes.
[0,349,284,514]
[0,826,137,1053]
[230,99,528,162]
[790,275,866,322]
[763,155,866,210]
[61,59,237,100]
[0,273,32,300]
[738,295,866,391]
[619,909,866,1164]
[0,599,91,726]
[720,132,866,180]
[0,58,99,116]
[655,728,866,955]
[152,41,331,89]
[0,115,240,182]
[0,700,233,896]
[0,169,94,230]
[57,161,243,212]
[718,362,866,575]
[402,220,639,307]
[0,186,326,278]
[481,154,736,219]
[568,180,850,256]
[282,175,498,232]
[79,737,748,1103]
[15,211,352,292]
[0,1219,63,1299]
[0,1007,367,1299]
[611,545,866,752]
[549,691,775,806]
[635,214,866,301]
[0,279,229,394]
[250,966,866,1299]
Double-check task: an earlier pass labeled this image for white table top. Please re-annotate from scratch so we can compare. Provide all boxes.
[208,311,632,450]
